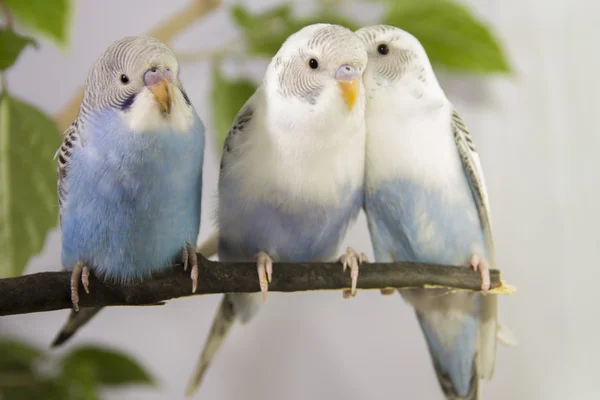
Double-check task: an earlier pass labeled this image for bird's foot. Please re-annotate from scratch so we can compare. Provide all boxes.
[256,251,273,301]
[70,261,91,312]
[340,247,368,298]
[380,288,397,296]
[470,254,491,295]
[182,242,199,293]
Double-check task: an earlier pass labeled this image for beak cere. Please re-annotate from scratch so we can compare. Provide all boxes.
[148,79,173,114]
[338,79,358,111]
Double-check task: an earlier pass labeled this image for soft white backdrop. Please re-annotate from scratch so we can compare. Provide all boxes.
[3,0,598,399]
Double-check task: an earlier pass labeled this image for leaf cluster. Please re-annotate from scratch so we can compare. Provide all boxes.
[0,0,73,280]
[0,338,153,400]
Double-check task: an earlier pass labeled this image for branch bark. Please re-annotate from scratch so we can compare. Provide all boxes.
[0,254,513,316]
[53,0,222,130]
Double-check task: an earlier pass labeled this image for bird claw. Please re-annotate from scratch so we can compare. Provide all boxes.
[182,242,199,293]
[470,254,491,295]
[380,288,396,296]
[256,251,273,301]
[339,247,368,298]
[70,261,91,312]
[182,246,188,271]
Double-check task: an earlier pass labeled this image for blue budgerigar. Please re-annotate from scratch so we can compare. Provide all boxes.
[357,25,498,399]
[185,23,369,398]
[52,36,205,346]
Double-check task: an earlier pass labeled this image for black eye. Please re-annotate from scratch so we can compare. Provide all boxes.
[377,44,389,55]
[120,74,130,84]
[308,58,319,69]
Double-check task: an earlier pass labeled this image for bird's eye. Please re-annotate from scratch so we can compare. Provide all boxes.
[120,74,130,84]
[377,44,389,55]
[308,58,319,69]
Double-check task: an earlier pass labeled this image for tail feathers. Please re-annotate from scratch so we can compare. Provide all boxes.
[197,230,219,259]
[478,294,498,380]
[431,356,479,400]
[51,307,103,347]
[496,321,518,348]
[185,295,236,399]
[416,310,480,400]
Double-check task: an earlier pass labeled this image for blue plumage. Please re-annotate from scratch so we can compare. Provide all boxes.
[61,110,204,283]
[366,178,484,398]
[219,183,362,263]
[366,179,486,266]
[417,310,479,396]
[357,24,499,400]
[52,35,206,347]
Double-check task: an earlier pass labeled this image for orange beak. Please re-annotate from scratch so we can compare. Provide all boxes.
[148,79,173,114]
[338,78,358,111]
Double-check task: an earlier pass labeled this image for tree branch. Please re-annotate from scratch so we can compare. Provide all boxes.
[53,0,222,130]
[0,254,514,316]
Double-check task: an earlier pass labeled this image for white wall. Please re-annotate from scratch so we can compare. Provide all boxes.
[3,0,596,399]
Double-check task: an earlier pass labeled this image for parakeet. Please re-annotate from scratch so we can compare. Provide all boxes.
[357,25,498,399]
[185,23,368,397]
[52,36,205,346]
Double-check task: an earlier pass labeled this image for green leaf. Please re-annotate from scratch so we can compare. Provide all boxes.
[60,360,100,400]
[0,387,43,400]
[0,30,36,71]
[231,5,361,58]
[231,4,261,29]
[0,94,60,278]
[211,65,256,150]
[4,0,73,46]
[61,346,154,386]
[0,338,102,400]
[0,378,69,400]
[230,4,292,56]
[383,0,511,73]
[35,380,73,400]
[0,338,44,370]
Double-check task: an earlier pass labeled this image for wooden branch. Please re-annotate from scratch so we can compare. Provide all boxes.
[0,254,514,316]
[53,0,222,130]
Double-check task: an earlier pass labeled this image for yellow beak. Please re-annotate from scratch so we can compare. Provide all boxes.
[338,78,358,111]
[148,79,173,114]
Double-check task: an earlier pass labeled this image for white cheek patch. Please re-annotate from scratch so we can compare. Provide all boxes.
[375,75,391,88]
[122,88,194,134]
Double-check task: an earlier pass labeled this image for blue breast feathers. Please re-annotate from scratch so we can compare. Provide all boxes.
[60,109,205,283]
[365,178,486,266]
[218,183,363,263]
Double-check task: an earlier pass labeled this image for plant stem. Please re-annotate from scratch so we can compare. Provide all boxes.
[0,0,13,30]
[0,0,12,93]
[0,72,7,94]
[176,39,242,63]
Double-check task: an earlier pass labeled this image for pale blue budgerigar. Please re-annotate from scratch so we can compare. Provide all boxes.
[356,25,498,399]
[51,36,205,347]
[185,23,369,398]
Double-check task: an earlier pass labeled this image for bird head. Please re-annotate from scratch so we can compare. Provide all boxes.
[81,36,194,133]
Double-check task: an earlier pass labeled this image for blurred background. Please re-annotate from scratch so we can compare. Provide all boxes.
[1,0,597,399]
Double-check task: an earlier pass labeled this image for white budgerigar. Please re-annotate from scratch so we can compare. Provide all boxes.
[357,25,498,399]
[185,23,369,397]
